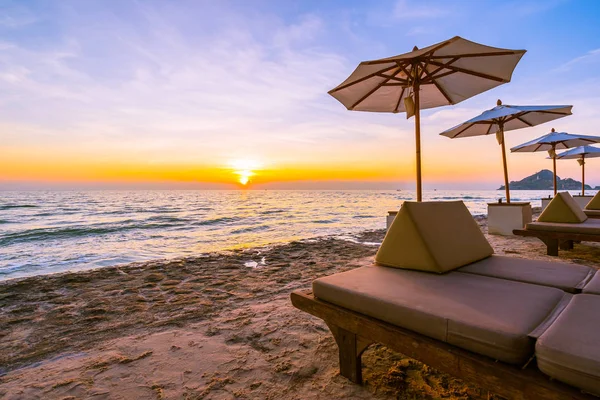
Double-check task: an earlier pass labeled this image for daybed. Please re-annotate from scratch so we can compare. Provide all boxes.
[292,200,600,399]
[514,192,600,255]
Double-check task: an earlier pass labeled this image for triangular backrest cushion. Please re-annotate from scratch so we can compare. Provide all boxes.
[538,192,588,223]
[375,201,493,274]
[585,191,600,210]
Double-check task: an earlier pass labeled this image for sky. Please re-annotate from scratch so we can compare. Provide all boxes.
[2,0,600,190]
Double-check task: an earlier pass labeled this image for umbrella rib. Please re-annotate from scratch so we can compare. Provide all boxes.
[429,51,523,59]
[485,123,493,136]
[534,110,573,115]
[422,67,453,103]
[427,60,506,82]
[349,66,403,109]
[426,70,455,81]
[376,73,408,84]
[328,64,399,94]
[422,57,459,83]
[515,116,534,127]
[394,87,406,113]
[451,123,475,138]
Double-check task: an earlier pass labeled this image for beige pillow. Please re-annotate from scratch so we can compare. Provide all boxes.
[585,191,600,211]
[375,201,493,273]
[538,192,588,223]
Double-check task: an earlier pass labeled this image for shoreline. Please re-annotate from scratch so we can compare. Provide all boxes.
[0,228,385,284]
[2,215,600,399]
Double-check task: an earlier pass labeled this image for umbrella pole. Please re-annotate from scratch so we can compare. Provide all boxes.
[499,126,510,203]
[582,157,585,196]
[414,81,422,202]
[553,145,557,196]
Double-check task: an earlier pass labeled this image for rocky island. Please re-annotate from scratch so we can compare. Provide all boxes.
[498,169,597,190]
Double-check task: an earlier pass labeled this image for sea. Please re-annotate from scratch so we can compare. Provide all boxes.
[0,189,587,281]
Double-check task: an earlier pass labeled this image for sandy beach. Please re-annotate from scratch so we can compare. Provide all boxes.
[2,212,600,400]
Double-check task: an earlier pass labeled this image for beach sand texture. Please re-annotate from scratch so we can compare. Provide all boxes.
[1,214,600,399]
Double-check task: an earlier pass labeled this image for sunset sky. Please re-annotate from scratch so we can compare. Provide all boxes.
[2,0,600,190]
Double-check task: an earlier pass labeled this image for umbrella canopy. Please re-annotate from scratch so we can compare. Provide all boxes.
[555,145,600,195]
[511,129,600,195]
[328,36,526,201]
[440,100,572,202]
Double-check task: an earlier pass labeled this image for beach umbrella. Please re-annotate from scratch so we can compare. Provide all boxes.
[328,36,526,201]
[439,100,572,202]
[555,145,600,195]
[511,129,600,195]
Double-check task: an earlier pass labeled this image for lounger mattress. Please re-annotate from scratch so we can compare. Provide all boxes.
[584,209,600,218]
[526,218,600,234]
[313,266,567,365]
[582,271,600,295]
[458,255,594,293]
[536,294,600,396]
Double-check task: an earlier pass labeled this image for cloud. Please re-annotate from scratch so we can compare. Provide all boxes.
[0,2,372,166]
[554,48,600,72]
[393,0,450,19]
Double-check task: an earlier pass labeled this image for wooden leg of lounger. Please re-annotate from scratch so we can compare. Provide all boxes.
[559,240,574,250]
[326,323,372,384]
[541,238,559,256]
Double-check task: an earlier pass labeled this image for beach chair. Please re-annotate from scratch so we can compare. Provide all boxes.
[584,191,600,218]
[514,192,600,255]
[291,200,600,399]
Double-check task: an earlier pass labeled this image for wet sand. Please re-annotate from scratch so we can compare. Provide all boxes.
[1,214,600,399]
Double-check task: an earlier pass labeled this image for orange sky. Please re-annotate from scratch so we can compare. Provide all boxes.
[2,1,600,190]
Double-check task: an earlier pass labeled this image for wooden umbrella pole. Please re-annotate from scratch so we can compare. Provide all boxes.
[553,144,557,196]
[499,124,510,203]
[414,79,422,202]
[582,156,585,196]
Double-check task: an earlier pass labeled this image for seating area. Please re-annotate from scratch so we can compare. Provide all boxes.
[292,200,600,399]
[515,192,600,255]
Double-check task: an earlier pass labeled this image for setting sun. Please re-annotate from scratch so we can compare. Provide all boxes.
[230,159,261,186]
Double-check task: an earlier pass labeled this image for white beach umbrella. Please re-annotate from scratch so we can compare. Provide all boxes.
[511,129,600,195]
[328,36,526,201]
[555,145,600,195]
[439,100,572,202]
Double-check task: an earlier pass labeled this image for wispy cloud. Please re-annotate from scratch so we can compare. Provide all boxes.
[393,0,450,19]
[554,48,600,72]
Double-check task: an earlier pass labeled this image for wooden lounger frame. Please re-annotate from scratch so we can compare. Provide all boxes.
[291,289,597,400]
[513,228,600,256]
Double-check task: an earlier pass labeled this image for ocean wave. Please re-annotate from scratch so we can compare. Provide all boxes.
[0,204,38,210]
[230,225,271,234]
[352,215,375,219]
[193,216,242,226]
[0,222,182,246]
[145,215,191,224]
[312,219,338,224]
[259,209,287,215]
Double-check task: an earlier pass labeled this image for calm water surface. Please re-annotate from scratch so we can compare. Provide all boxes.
[0,189,588,280]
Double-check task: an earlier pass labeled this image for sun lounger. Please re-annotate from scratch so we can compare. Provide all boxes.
[514,192,600,255]
[584,192,600,218]
[291,200,600,398]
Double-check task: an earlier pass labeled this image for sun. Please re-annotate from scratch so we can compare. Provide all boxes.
[238,170,252,185]
[230,159,261,186]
